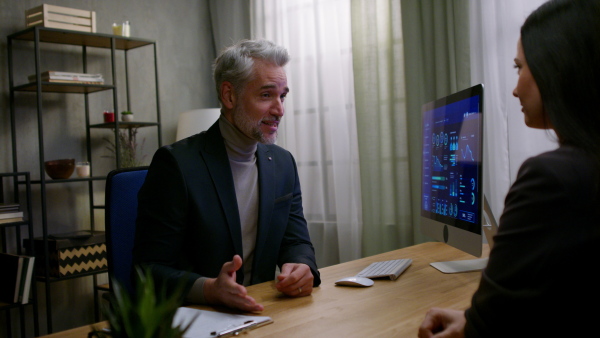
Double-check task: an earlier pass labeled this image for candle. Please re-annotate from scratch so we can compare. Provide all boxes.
[103,111,115,123]
[76,162,90,177]
[112,23,123,36]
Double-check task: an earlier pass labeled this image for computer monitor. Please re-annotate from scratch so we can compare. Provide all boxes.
[420,84,489,273]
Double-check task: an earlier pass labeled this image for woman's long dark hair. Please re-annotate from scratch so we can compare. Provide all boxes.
[521,0,600,168]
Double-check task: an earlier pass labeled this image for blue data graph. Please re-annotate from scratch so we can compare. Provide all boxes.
[433,156,444,171]
[460,144,475,161]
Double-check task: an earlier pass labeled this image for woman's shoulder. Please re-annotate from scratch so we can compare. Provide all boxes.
[520,145,598,193]
[525,145,593,170]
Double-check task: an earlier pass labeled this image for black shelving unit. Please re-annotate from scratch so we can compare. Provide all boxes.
[0,172,39,337]
[6,26,162,333]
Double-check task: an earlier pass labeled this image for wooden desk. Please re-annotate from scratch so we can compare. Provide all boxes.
[41,242,488,337]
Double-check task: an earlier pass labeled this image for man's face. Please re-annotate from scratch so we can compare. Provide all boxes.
[231,60,289,144]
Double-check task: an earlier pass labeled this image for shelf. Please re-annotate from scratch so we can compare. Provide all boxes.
[18,177,105,185]
[14,82,113,94]
[90,121,160,129]
[9,26,155,50]
[0,301,34,311]
[34,269,108,283]
[0,219,28,228]
[30,176,107,184]
[0,172,39,335]
[8,25,162,332]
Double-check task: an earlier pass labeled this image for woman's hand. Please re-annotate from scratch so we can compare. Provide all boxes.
[418,307,466,338]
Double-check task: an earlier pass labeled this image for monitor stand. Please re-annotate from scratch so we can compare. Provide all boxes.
[430,257,489,273]
[430,195,498,273]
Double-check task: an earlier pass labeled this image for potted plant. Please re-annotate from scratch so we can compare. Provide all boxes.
[121,111,134,122]
[103,127,147,168]
[89,268,194,338]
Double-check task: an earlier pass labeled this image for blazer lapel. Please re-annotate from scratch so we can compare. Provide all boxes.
[200,123,244,256]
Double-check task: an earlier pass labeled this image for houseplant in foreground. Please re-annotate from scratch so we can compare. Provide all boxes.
[89,268,193,338]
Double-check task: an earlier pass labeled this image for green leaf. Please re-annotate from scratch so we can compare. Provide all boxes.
[99,267,191,338]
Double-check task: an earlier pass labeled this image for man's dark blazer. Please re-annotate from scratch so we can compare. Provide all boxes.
[132,120,321,292]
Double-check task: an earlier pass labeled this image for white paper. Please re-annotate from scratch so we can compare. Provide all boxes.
[172,307,273,338]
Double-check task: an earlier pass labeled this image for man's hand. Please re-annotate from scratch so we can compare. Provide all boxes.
[275,263,314,297]
[203,255,264,312]
[418,307,466,338]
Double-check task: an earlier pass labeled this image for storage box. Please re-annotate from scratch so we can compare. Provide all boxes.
[24,231,107,277]
[25,4,97,33]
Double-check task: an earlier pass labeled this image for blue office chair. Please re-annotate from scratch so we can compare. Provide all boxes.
[105,166,148,293]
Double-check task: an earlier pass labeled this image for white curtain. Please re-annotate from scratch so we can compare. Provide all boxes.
[398,0,471,251]
[351,0,415,256]
[469,0,557,219]
[209,0,250,52]
[251,0,363,266]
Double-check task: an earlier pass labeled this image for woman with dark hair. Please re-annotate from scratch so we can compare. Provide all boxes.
[521,0,600,165]
[418,1,600,337]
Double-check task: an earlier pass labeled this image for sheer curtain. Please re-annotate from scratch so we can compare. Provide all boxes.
[352,0,470,255]
[350,0,414,256]
[251,0,363,266]
[469,0,556,218]
[209,0,250,52]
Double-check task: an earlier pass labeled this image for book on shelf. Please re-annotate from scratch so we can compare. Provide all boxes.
[36,70,104,78]
[33,74,104,81]
[28,71,104,83]
[18,255,35,304]
[0,203,20,212]
[39,78,105,84]
[0,210,24,219]
[0,253,35,304]
[28,76,104,83]
[0,253,22,303]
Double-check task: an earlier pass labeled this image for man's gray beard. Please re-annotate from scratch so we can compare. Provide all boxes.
[231,104,277,145]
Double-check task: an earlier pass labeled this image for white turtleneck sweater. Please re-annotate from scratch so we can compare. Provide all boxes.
[187,114,260,303]
[219,115,259,286]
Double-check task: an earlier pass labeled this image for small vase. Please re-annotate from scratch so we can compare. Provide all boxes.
[121,114,134,122]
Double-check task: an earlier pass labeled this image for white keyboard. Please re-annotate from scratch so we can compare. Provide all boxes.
[356,258,413,280]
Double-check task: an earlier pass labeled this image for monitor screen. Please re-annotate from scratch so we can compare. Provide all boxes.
[420,84,484,258]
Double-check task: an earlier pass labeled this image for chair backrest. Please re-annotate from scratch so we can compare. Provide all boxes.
[105,166,148,293]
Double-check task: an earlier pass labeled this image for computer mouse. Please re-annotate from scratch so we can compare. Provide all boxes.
[334,276,374,287]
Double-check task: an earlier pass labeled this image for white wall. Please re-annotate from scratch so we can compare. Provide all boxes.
[470,0,557,220]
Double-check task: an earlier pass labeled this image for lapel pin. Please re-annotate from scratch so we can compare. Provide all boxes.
[268,157,272,161]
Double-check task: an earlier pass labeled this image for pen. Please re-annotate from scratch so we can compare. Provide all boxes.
[211,320,258,337]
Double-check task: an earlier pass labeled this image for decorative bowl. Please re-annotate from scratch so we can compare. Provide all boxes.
[44,159,75,179]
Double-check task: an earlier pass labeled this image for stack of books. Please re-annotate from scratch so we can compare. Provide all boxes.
[28,71,104,84]
[0,203,23,224]
[0,253,35,304]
